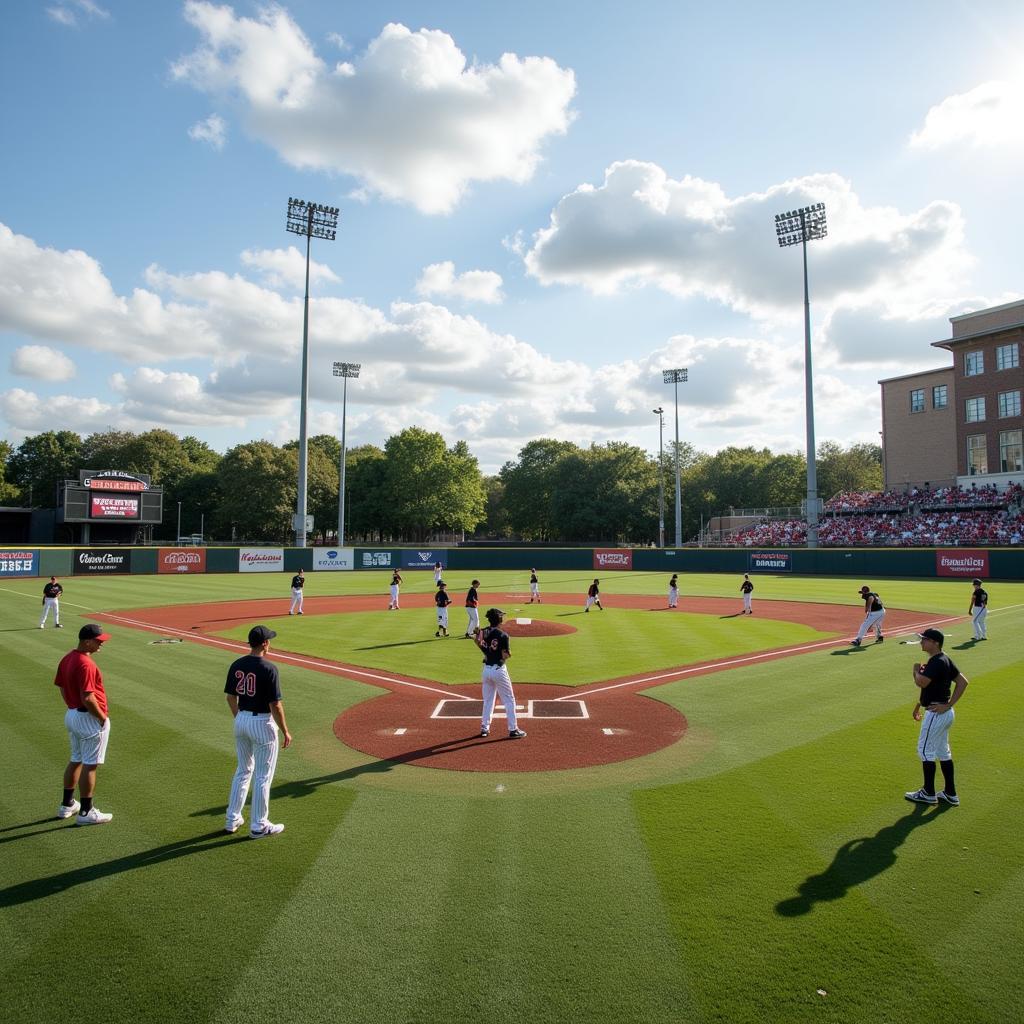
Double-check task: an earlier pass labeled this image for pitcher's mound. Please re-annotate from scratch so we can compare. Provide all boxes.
[503,619,577,638]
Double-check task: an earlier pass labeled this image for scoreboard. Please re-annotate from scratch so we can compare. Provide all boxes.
[60,470,163,525]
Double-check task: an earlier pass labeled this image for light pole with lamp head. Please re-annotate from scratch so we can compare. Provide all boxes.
[332,361,360,546]
[286,197,339,548]
[775,202,827,548]
[653,407,665,547]
[662,368,688,546]
[177,501,181,543]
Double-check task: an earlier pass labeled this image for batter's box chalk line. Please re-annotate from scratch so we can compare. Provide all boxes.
[430,699,589,720]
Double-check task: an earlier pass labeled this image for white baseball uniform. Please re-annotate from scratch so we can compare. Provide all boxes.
[40,581,63,627]
[854,591,885,642]
[970,586,988,640]
[480,626,519,732]
[668,579,678,608]
[289,574,304,615]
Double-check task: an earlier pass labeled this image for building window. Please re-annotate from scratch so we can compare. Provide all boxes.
[1001,430,1023,473]
[964,351,984,376]
[967,435,988,475]
[998,390,1021,418]
[932,384,948,408]
[965,397,985,422]
[910,388,925,413]
[996,343,1020,371]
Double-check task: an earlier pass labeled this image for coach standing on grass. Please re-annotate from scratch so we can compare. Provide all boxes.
[905,628,968,807]
[224,625,292,839]
[54,624,113,825]
[40,575,63,629]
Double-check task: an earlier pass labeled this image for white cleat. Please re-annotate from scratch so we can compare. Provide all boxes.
[75,807,113,826]
[249,822,285,839]
[57,800,81,820]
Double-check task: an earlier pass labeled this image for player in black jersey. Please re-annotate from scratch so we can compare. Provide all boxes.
[477,608,526,740]
[434,581,451,637]
[289,569,305,615]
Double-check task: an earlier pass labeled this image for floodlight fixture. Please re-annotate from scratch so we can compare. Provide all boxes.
[774,201,827,547]
[287,195,340,548]
[332,362,361,546]
[661,367,689,546]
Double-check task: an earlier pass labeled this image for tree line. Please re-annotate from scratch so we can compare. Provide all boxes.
[0,428,880,544]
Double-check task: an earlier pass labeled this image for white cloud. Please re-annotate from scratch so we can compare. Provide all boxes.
[10,345,77,381]
[524,162,970,320]
[188,112,227,149]
[47,0,110,26]
[909,79,1024,150]
[171,4,576,213]
[1,388,118,434]
[414,261,504,304]
[240,246,339,290]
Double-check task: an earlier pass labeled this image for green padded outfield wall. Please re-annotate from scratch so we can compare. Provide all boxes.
[446,547,594,571]
[284,548,313,572]
[131,548,158,574]
[206,547,239,573]
[39,548,74,577]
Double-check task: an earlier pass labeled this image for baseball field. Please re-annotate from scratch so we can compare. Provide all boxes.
[2,568,1022,1024]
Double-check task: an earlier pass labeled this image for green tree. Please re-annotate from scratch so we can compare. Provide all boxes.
[480,475,511,538]
[345,444,389,541]
[816,441,883,499]
[500,439,580,540]
[0,440,19,504]
[212,441,295,542]
[7,430,83,506]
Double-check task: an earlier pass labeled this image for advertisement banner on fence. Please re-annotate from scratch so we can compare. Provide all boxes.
[401,550,447,570]
[239,548,284,573]
[935,549,989,577]
[359,549,395,568]
[312,547,354,571]
[0,550,38,577]
[748,551,792,572]
[593,549,633,570]
[74,548,131,574]
[157,548,207,574]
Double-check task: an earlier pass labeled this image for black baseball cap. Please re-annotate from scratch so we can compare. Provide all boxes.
[471,579,480,586]
[972,578,983,585]
[485,607,504,623]
[917,628,945,645]
[248,625,277,646]
[79,624,112,642]
[858,586,871,594]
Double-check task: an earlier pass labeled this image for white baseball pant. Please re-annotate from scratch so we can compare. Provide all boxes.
[437,608,449,629]
[743,593,753,612]
[585,596,599,610]
[668,586,678,608]
[65,710,110,765]
[917,707,954,762]
[289,588,304,614]
[226,712,280,833]
[466,607,480,634]
[481,663,519,731]
[971,607,987,640]
[855,609,885,642]
[389,585,400,609]
[40,597,60,627]
[530,583,540,601]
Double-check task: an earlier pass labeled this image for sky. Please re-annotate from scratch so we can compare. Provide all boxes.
[2,0,1024,474]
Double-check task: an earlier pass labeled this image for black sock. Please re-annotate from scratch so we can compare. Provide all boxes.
[62,789,75,806]
[80,797,93,814]
[922,761,937,795]
[939,760,956,796]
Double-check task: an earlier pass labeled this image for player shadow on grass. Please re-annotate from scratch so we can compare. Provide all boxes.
[353,638,445,651]
[0,830,237,908]
[774,803,949,917]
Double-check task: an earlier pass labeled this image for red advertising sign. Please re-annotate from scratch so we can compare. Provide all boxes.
[593,548,633,570]
[90,495,140,519]
[157,548,207,574]
[84,477,147,492]
[935,549,989,577]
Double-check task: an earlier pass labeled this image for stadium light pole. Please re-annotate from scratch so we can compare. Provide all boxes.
[286,197,339,548]
[662,368,688,546]
[176,501,181,543]
[775,202,827,549]
[653,406,666,547]
[332,361,360,546]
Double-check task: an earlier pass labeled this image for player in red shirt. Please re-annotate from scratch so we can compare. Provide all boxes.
[53,624,114,825]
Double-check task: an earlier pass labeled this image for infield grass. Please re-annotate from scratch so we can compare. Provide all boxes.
[2,570,1022,1024]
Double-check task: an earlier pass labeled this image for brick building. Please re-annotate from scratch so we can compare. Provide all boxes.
[880,298,1024,492]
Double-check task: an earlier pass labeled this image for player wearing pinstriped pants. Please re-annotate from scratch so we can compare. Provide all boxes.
[224,625,292,838]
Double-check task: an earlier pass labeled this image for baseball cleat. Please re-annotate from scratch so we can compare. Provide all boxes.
[936,791,960,806]
[55,623,63,628]
[435,631,441,637]
[75,807,113,826]
[904,788,938,805]
[39,624,44,628]
[850,639,861,647]
[508,729,527,739]
[249,823,285,839]
[876,635,884,642]
[57,799,81,820]
[479,728,489,738]
[224,819,244,834]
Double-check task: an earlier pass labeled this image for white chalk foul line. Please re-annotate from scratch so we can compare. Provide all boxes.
[557,611,976,701]
[96,610,472,701]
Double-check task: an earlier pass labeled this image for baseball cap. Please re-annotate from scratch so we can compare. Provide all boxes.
[79,624,112,642]
[858,586,871,594]
[917,628,945,645]
[972,578,983,584]
[248,625,277,646]
[471,579,480,586]
[485,607,504,623]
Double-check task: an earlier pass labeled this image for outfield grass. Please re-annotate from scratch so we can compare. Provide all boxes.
[2,570,1022,1024]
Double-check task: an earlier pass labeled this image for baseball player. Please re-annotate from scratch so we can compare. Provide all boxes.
[434,581,451,637]
[54,624,113,825]
[387,569,403,610]
[288,569,305,615]
[969,578,988,641]
[529,569,541,603]
[477,607,527,740]
[433,561,444,585]
[584,579,603,612]
[40,576,64,628]
[905,628,968,806]
[741,574,754,614]
[224,625,292,838]
[668,573,679,608]
[464,579,481,637]
[851,586,885,646]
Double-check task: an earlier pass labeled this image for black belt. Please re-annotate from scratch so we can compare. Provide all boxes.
[247,710,269,715]
[75,707,90,713]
